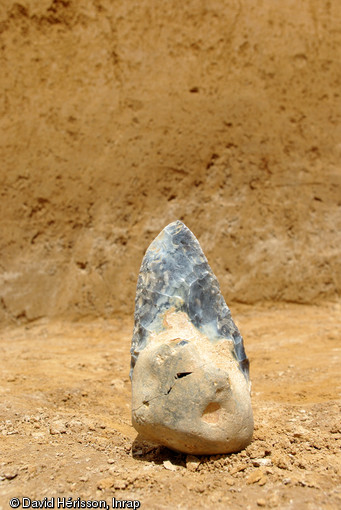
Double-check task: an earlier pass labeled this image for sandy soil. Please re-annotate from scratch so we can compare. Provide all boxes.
[1,303,340,509]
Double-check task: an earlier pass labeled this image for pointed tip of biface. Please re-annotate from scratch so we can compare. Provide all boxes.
[163,220,194,238]
[164,219,186,230]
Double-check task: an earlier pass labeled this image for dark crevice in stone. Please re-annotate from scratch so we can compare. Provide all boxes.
[175,372,193,379]
[166,372,193,396]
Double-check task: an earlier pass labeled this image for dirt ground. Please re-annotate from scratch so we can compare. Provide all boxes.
[1,303,340,509]
[0,1,341,509]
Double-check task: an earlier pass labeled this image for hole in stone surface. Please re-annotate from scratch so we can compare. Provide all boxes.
[176,340,189,347]
[143,401,149,407]
[202,402,222,424]
[175,372,192,379]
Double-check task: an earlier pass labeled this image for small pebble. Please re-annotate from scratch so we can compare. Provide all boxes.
[49,420,67,435]
[114,480,127,489]
[252,458,272,467]
[230,463,248,475]
[97,477,114,490]
[163,460,177,471]
[4,471,18,480]
[246,469,263,484]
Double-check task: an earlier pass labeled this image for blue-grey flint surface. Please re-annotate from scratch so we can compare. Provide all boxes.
[130,220,249,381]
